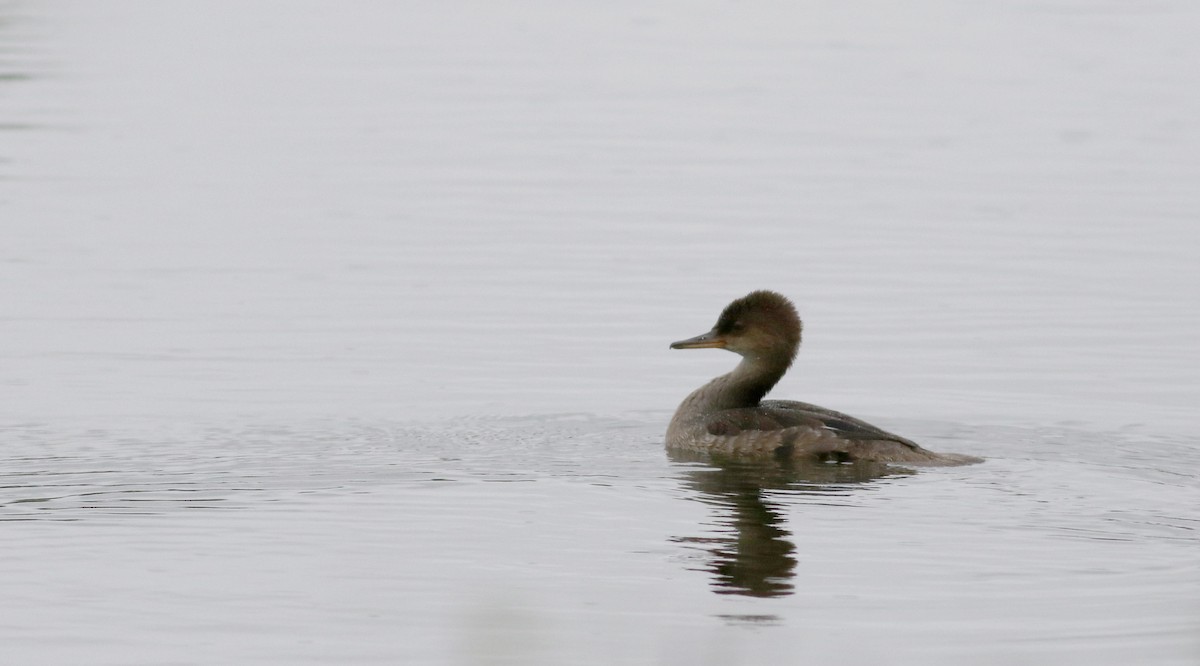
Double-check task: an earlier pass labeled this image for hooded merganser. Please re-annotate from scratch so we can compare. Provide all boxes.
[667,290,980,465]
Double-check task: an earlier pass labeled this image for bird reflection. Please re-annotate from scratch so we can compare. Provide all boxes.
[670,449,905,598]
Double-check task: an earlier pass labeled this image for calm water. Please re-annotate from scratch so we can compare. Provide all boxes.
[2,2,1199,664]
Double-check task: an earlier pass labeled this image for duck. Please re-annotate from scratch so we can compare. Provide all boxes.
[667,290,981,465]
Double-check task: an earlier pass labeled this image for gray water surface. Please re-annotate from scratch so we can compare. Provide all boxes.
[3,2,1199,664]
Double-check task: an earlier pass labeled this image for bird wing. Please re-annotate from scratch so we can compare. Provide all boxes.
[703,400,920,450]
[702,407,822,437]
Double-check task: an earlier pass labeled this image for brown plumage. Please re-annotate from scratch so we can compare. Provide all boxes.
[667,290,981,465]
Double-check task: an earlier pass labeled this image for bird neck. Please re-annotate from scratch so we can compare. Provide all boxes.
[700,352,792,411]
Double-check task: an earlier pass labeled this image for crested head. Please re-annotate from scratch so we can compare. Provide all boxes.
[712,290,802,362]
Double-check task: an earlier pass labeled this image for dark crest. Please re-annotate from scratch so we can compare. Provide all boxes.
[715,290,802,354]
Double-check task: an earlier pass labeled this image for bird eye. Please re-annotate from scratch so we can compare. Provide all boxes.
[731,321,745,331]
